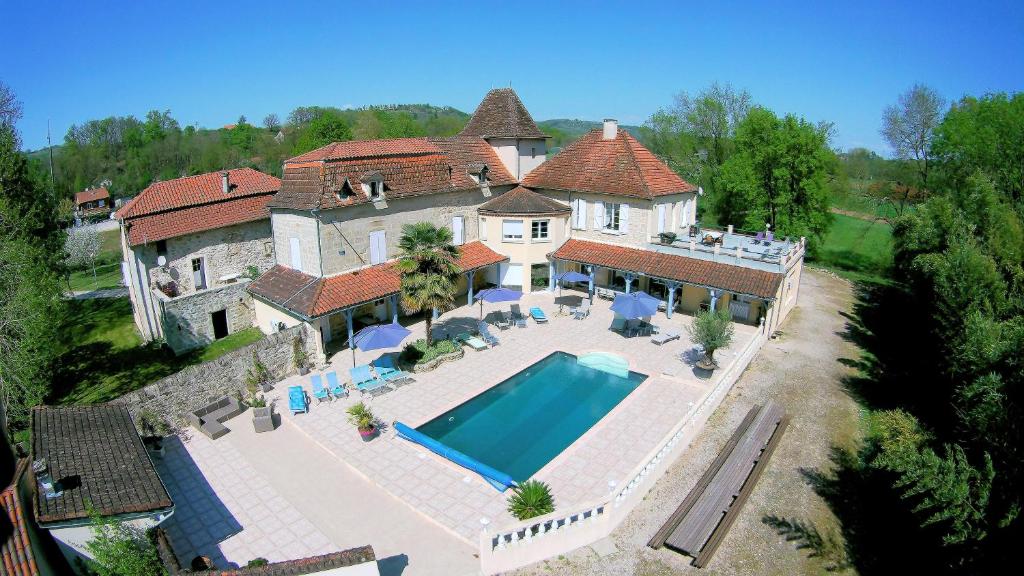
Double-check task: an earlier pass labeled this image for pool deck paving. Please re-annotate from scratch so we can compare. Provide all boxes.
[154,290,759,573]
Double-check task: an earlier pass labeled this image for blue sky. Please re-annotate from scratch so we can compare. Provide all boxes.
[4,0,1022,153]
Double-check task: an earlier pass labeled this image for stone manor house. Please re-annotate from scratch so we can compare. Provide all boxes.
[119,88,804,358]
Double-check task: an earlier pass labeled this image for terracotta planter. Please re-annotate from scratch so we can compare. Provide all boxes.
[358,425,378,442]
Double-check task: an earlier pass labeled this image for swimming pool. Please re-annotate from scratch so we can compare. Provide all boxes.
[416,351,647,482]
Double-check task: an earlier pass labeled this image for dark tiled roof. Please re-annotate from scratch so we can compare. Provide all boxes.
[248,241,507,318]
[117,168,280,219]
[74,188,110,205]
[459,88,547,139]
[125,193,274,246]
[270,137,515,212]
[31,405,173,525]
[523,129,697,199]
[551,239,782,299]
[479,186,571,216]
[1,460,40,576]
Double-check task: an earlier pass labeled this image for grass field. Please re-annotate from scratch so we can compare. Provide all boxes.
[68,262,123,292]
[50,298,264,405]
[809,213,894,283]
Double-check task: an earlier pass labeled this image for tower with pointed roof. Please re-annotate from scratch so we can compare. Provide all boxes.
[459,88,548,180]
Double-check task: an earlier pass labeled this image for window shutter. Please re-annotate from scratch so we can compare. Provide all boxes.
[657,204,666,233]
[620,203,630,233]
[573,198,587,229]
[691,195,697,224]
[677,201,686,229]
[289,237,302,272]
[452,216,464,245]
[594,201,605,228]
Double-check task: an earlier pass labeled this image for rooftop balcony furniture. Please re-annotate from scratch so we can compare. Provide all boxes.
[188,396,243,439]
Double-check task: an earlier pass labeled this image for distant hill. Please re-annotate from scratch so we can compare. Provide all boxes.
[537,119,643,150]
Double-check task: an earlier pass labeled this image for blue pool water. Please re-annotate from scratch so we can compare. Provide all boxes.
[416,351,647,482]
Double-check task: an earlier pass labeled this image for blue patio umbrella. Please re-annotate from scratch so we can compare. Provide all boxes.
[350,322,412,366]
[475,287,523,319]
[554,270,591,296]
[610,291,660,319]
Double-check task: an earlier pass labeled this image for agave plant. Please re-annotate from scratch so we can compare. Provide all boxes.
[346,402,376,432]
[506,479,555,521]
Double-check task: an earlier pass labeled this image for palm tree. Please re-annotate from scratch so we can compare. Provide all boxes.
[395,222,460,344]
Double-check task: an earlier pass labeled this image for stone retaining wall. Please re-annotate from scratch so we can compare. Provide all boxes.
[158,281,256,354]
[118,324,317,426]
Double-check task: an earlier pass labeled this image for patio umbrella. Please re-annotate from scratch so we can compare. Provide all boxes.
[475,287,523,320]
[554,270,591,296]
[350,322,412,367]
[610,291,660,319]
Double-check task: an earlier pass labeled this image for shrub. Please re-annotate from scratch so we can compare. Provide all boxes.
[84,507,164,576]
[399,338,458,365]
[292,336,308,371]
[246,558,269,568]
[507,479,555,521]
[136,410,170,437]
[244,352,272,396]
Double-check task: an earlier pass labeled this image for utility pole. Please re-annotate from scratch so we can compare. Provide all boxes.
[47,119,55,200]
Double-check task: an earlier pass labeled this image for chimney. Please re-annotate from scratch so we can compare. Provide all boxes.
[602,118,618,140]
[221,171,230,194]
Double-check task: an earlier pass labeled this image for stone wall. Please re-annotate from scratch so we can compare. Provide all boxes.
[147,219,275,294]
[271,210,322,275]
[118,323,318,425]
[158,280,256,354]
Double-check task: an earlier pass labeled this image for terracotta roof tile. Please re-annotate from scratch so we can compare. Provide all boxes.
[1,460,40,576]
[270,137,515,212]
[125,193,273,246]
[479,186,570,216]
[248,241,507,317]
[286,138,439,163]
[459,88,547,139]
[551,239,782,299]
[31,404,174,525]
[74,188,110,205]
[523,129,696,199]
[118,168,280,219]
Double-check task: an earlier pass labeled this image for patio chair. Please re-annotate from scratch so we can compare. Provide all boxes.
[651,328,681,345]
[325,371,347,398]
[350,364,391,397]
[495,312,512,330]
[766,231,774,243]
[288,386,307,415]
[477,322,500,346]
[510,304,528,327]
[573,301,591,320]
[529,307,548,323]
[310,374,330,403]
[372,355,415,387]
[457,332,488,351]
[755,231,765,244]
[610,317,626,333]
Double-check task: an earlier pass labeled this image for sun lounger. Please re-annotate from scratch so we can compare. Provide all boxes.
[477,322,500,346]
[350,364,391,397]
[288,386,307,415]
[458,332,488,351]
[325,371,347,398]
[651,328,681,345]
[510,304,527,327]
[495,313,511,330]
[573,301,591,319]
[372,355,415,387]
[311,374,330,403]
[529,307,548,323]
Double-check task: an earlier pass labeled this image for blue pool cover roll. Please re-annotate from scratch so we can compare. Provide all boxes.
[393,421,518,492]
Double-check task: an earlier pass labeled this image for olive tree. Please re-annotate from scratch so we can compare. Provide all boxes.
[687,308,734,368]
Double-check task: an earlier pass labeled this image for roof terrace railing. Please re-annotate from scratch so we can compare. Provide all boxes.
[652,225,806,272]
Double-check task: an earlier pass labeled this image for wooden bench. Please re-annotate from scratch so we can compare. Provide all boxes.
[649,402,789,567]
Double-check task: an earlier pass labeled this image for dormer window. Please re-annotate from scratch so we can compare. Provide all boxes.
[369,181,382,200]
[361,171,385,201]
[468,163,489,185]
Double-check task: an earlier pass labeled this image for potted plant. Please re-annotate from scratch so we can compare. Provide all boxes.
[293,336,309,376]
[346,402,378,441]
[506,479,555,521]
[137,410,170,458]
[686,308,735,371]
[245,352,274,393]
[658,231,677,245]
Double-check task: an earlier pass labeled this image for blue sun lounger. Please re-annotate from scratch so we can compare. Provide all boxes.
[288,385,307,415]
[310,374,330,403]
[529,306,548,323]
[371,356,415,387]
[350,364,391,397]
[325,371,347,398]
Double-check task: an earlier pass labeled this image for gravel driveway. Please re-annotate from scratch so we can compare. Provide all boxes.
[512,268,863,576]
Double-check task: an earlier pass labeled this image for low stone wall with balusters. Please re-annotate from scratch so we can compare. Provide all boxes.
[478,326,770,575]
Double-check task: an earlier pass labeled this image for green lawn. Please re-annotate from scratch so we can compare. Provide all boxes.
[50,298,265,405]
[68,262,123,292]
[809,213,894,283]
